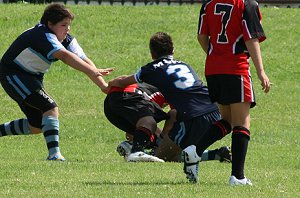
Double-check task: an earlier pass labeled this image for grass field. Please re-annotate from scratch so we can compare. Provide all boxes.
[0,3,299,198]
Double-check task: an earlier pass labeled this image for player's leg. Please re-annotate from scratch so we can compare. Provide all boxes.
[229,102,252,185]
[0,78,33,136]
[187,110,231,158]
[0,118,31,136]
[25,89,64,161]
[105,92,165,162]
[226,74,254,185]
[0,75,64,161]
[104,109,136,158]
[131,116,157,153]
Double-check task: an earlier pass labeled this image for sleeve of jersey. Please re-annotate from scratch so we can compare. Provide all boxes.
[134,69,143,83]
[44,33,65,59]
[197,5,209,35]
[67,38,87,60]
[242,0,266,42]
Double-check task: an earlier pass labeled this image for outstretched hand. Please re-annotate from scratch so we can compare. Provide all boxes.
[94,68,114,77]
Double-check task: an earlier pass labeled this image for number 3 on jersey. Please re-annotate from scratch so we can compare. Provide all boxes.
[215,3,233,44]
[166,64,195,89]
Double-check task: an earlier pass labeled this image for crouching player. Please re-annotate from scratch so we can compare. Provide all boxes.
[104,83,231,163]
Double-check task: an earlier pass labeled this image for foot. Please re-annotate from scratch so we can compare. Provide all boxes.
[116,140,133,157]
[127,151,164,162]
[229,175,253,186]
[47,152,65,162]
[216,146,232,163]
[182,145,201,183]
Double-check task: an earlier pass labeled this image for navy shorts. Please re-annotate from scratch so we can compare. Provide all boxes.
[1,73,57,128]
[104,91,168,135]
[168,110,221,149]
[206,74,256,108]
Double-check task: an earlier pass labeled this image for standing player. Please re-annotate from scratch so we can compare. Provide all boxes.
[109,32,233,183]
[197,0,271,185]
[0,4,113,161]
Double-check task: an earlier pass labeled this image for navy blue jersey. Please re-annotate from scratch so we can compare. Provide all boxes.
[0,23,86,79]
[134,56,218,121]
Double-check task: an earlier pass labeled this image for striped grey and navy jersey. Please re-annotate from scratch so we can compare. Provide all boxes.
[0,23,86,78]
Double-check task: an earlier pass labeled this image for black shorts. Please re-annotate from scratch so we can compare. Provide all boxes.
[168,110,221,149]
[206,74,256,108]
[1,73,57,128]
[104,92,168,134]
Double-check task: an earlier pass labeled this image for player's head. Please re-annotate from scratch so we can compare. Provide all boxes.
[40,3,74,27]
[149,32,174,60]
[40,4,74,42]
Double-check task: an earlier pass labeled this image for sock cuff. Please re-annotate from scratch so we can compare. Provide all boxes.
[232,126,250,139]
[42,116,59,126]
[215,119,232,137]
[136,126,155,143]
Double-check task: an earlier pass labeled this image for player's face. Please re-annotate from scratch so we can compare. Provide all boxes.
[48,18,71,42]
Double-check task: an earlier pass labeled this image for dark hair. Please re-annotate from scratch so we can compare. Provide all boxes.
[149,32,174,59]
[40,3,74,26]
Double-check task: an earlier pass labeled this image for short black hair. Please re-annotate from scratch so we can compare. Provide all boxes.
[40,3,74,26]
[149,32,174,59]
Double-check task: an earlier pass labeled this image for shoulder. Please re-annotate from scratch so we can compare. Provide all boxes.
[62,34,75,46]
[244,0,259,9]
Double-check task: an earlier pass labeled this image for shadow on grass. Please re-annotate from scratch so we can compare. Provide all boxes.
[84,180,188,186]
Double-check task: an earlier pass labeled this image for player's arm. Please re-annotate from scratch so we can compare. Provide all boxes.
[160,109,177,138]
[53,48,113,93]
[197,34,209,54]
[108,74,136,88]
[245,39,271,93]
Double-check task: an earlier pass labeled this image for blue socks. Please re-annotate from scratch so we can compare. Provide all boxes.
[42,116,60,157]
[0,119,31,136]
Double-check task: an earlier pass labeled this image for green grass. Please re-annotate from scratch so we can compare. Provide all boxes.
[0,4,299,198]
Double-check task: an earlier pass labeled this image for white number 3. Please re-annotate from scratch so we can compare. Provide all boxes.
[166,64,195,89]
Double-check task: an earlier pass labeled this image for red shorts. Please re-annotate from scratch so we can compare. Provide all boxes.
[206,74,256,108]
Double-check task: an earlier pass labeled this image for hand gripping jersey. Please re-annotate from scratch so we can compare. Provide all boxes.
[0,23,86,78]
[198,0,266,75]
[134,56,218,121]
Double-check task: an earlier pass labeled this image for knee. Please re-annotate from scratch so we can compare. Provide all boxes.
[29,125,42,134]
[136,116,157,133]
[43,107,59,118]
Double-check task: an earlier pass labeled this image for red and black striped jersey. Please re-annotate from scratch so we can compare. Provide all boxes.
[198,0,266,75]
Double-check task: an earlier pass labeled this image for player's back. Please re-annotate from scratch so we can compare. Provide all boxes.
[199,0,251,75]
[135,56,218,121]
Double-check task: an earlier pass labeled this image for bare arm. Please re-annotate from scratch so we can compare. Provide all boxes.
[108,74,137,88]
[245,39,271,93]
[197,34,209,54]
[53,48,113,93]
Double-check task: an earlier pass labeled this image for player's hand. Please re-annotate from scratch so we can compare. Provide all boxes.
[257,70,271,93]
[100,85,110,94]
[94,68,114,77]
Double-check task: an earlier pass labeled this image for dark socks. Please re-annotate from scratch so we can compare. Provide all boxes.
[131,126,153,153]
[231,126,250,179]
[195,119,232,156]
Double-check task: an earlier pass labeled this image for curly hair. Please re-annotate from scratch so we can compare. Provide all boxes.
[149,32,174,59]
[40,3,74,26]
